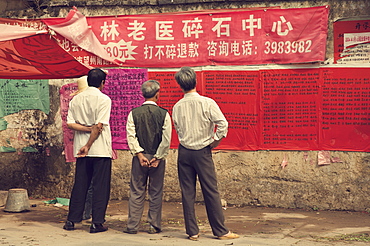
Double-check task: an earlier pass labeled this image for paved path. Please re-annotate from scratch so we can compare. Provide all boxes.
[1,199,370,246]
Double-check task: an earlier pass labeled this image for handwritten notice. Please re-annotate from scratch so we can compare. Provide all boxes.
[103,69,147,149]
[125,68,370,152]
[0,79,50,152]
[148,71,182,114]
[60,69,148,162]
[0,79,50,118]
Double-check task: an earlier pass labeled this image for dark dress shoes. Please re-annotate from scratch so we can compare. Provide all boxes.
[90,223,108,233]
[123,228,138,234]
[148,225,161,234]
[63,221,75,230]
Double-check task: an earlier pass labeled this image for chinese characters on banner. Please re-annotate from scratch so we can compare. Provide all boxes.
[52,6,328,68]
[0,6,329,78]
[334,18,370,64]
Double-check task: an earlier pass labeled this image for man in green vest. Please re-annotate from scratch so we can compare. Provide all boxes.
[124,80,172,234]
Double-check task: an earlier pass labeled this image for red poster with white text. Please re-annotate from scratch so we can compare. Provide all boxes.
[46,6,328,68]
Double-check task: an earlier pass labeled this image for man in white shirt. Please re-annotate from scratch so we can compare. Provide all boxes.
[172,67,239,241]
[124,80,171,234]
[63,68,112,233]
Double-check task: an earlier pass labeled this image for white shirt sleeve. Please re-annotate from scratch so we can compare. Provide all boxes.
[154,112,172,159]
[66,99,75,124]
[96,97,111,125]
[126,111,144,155]
[210,100,228,141]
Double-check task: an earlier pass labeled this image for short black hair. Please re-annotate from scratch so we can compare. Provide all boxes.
[174,67,196,92]
[87,68,106,88]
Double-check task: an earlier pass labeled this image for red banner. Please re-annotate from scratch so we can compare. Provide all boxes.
[0,18,92,79]
[57,6,328,67]
[59,66,370,152]
[149,66,370,152]
[0,6,329,78]
[0,34,91,79]
[43,7,119,65]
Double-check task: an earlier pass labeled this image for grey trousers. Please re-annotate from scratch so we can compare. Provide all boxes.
[127,154,165,231]
[178,144,229,237]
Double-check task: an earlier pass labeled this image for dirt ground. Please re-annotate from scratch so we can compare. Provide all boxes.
[1,199,370,245]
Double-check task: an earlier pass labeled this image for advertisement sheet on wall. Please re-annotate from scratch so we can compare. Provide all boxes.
[334,17,370,64]
[60,69,146,161]
[59,65,370,161]
[0,79,50,153]
[259,67,320,150]
[149,66,370,152]
[319,66,370,151]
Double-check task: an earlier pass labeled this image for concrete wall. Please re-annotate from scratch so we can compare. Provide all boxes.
[1,0,370,211]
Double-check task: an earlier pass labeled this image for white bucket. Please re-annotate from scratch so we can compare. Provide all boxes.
[4,188,30,212]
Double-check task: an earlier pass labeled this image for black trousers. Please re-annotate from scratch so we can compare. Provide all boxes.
[67,157,111,224]
[177,144,228,237]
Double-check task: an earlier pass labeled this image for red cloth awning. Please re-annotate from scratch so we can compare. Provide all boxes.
[0,8,115,79]
[0,34,91,79]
